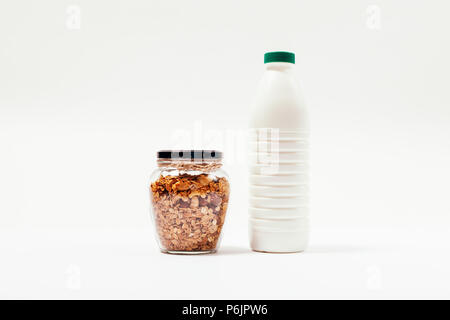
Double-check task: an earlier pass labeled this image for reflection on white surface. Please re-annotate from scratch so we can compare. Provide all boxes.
[1,227,449,299]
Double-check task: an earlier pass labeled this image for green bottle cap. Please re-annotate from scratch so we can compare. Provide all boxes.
[264,51,295,64]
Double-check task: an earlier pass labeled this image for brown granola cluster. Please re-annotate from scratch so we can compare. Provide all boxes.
[150,173,230,252]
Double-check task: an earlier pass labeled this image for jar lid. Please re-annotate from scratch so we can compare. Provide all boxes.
[157,150,222,160]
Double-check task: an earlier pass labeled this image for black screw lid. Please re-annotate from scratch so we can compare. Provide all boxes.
[157,150,222,160]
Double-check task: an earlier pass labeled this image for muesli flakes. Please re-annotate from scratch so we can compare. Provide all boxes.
[150,173,230,252]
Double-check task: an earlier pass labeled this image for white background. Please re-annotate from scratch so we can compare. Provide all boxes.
[1,0,450,299]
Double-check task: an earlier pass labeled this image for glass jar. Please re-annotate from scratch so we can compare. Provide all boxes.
[149,150,230,254]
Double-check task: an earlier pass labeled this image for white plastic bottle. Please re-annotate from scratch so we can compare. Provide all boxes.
[249,51,309,253]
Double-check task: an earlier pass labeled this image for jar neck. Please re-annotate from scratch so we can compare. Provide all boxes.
[157,159,222,172]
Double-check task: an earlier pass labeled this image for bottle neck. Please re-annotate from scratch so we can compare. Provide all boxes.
[264,62,294,72]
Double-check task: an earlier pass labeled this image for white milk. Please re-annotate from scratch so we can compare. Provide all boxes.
[249,51,309,253]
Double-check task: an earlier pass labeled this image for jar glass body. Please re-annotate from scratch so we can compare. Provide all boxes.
[149,160,230,254]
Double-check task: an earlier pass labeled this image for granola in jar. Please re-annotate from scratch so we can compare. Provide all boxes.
[150,150,230,254]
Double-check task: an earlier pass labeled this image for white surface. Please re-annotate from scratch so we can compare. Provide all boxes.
[1,0,450,299]
[1,226,450,299]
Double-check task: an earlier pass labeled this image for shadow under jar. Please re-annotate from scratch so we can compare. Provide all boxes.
[150,150,230,254]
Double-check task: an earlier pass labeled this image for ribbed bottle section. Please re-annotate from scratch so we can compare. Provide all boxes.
[249,129,309,253]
